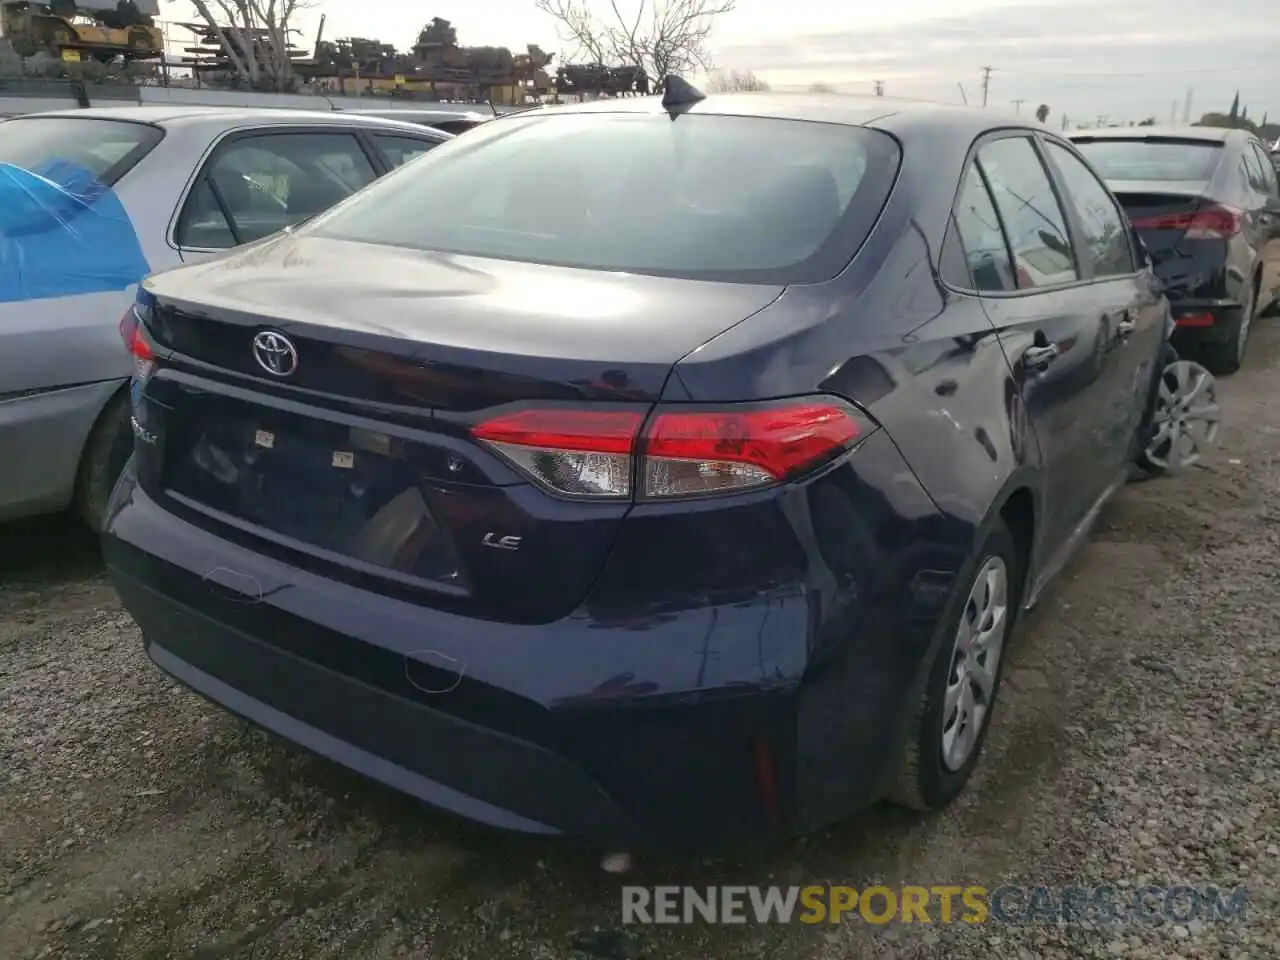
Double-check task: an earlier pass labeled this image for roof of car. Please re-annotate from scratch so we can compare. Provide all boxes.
[1067,125,1238,143]
[512,92,1036,138]
[337,108,493,121]
[7,104,438,133]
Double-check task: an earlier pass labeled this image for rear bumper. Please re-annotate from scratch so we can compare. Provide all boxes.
[114,567,640,841]
[1169,301,1244,347]
[102,468,841,850]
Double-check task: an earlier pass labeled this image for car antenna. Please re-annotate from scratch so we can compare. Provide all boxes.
[661,74,705,113]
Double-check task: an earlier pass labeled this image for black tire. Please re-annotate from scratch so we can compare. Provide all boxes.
[890,519,1020,811]
[1134,342,1179,475]
[1198,276,1257,377]
[74,391,134,534]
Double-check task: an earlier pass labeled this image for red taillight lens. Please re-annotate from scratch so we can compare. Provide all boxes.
[643,402,862,498]
[118,305,155,379]
[470,399,870,500]
[1130,204,1242,239]
[1175,312,1216,328]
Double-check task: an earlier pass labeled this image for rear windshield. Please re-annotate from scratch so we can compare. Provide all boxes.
[0,117,162,185]
[1071,139,1221,182]
[308,112,901,283]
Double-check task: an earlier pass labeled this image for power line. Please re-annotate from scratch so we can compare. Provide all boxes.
[980,65,995,107]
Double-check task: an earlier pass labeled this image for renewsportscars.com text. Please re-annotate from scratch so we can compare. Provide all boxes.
[621,884,1250,926]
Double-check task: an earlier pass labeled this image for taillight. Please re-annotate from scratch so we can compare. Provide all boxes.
[643,402,862,498]
[118,303,155,380]
[1130,204,1242,239]
[471,399,872,501]
[472,408,645,499]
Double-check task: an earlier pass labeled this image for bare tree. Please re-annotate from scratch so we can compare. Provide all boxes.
[704,68,768,93]
[535,0,736,82]
[1035,103,1050,123]
[189,0,311,91]
[808,81,837,93]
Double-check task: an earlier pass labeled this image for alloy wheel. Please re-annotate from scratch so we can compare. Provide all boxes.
[941,555,1009,772]
[1144,360,1220,472]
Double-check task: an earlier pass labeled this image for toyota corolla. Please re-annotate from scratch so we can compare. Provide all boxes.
[103,84,1168,854]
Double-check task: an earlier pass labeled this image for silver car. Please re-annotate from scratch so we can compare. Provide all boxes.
[0,106,450,531]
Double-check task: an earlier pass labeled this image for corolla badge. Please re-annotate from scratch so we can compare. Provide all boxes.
[252,330,298,377]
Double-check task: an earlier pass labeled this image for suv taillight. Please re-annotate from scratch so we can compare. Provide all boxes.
[1130,204,1242,239]
[471,399,873,501]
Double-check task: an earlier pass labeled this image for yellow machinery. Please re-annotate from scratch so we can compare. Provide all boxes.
[1,0,163,62]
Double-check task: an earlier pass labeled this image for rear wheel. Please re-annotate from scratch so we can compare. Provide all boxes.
[1137,358,1220,474]
[1199,276,1257,376]
[890,520,1018,811]
[75,391,133,534]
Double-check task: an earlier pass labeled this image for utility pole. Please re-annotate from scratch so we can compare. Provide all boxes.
[957,82,968,105]
[980,66,995,107]
[873,80,884,96]
[1182,87,1194,124]
[1061,114,1069,131]
[1011,98,1025,114]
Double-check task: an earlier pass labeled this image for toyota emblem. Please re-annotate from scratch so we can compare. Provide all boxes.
[252,330,298,377]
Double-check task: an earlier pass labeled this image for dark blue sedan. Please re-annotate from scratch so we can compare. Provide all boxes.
[104,85,1169,854]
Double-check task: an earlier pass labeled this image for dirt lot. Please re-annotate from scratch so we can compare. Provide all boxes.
[3,325,1279,960]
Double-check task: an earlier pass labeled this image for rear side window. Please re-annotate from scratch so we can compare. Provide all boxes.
[1252,143,1280,195]
[374,134,441,169]
[949,163,1015,292]
[307,113,902,283]
[978,137,1079,289]
[0,117,161,185]
[1071,139,1221,182]
[176,132,377,248]
[1042,142,1134,278]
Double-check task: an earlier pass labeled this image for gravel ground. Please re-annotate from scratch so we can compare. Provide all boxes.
[2,321,1279,960]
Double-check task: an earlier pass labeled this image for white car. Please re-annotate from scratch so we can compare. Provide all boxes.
[0,105,451,531]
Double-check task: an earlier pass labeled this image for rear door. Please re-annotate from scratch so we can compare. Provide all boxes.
[1038,136,1166,473]
[964,133,1120,551]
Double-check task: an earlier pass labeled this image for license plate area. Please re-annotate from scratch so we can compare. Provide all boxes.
[163,389,465,585]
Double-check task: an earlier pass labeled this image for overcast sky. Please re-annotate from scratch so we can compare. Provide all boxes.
[163,0,1279,127]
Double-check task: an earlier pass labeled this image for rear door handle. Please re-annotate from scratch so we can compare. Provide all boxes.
[1023,342,1061,371]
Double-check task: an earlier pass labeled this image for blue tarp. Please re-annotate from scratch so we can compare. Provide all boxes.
[0,160,150,304]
